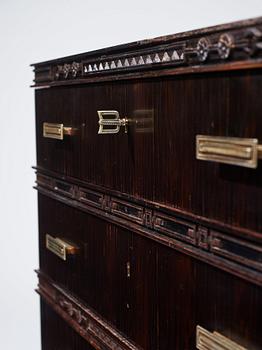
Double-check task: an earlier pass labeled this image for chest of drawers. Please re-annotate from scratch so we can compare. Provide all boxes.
[33,17,262,350]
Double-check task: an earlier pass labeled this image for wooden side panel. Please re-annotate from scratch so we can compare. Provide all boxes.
[124,234,157,349]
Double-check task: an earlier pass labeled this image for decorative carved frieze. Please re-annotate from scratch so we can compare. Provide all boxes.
[55,61,83,79]
[32,19,262,86]
[54,27,262,80]
[184,28,262,62]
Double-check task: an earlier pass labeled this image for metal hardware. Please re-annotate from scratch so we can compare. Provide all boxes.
[196,135,262,168]
[126,262,131,278]
[97,110,128,134]
[43,122,74,140]
[46,234,79,261]
[196,325,247,350]
[197,38,211,62]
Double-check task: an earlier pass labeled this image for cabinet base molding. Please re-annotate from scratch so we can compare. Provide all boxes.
[36,270,141,350]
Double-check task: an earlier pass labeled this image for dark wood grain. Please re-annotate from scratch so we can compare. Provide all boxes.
[38,271,140,350]
[36,69,262,234]
[38,194,157,349]
[35,172,262,287]
[157,244,262,350]
[37,194,262,349]
[33,16,262,350]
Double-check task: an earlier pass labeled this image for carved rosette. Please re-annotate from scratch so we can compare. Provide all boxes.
[217,33,234,59]
[55,61,82,79]
[196,38,210,62]
[244,27,262,55]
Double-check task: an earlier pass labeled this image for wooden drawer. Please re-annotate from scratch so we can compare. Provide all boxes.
[36,86,81,178]
[38,194,262,350]
[38,194,157,349]
[156,243,262,350]
[153,70,262,233]
[36,71,262,234]
[36,81,154,200]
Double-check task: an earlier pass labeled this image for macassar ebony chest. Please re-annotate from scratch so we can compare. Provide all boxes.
[33,17,262,350]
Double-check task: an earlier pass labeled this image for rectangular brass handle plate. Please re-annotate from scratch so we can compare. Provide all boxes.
[97,110,128,134]
[196,135,262,168]
[196,326,248,350]
[46,234,79,261]
[43,122,74,140]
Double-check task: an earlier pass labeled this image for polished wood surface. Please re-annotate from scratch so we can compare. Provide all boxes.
[33,17,262,350]
[37,194,262,349]
[36,70,262,233]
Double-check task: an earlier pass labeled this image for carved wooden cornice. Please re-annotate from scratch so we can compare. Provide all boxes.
[34,168,262,287]
[36,271,141,350]
[31,17,262,87]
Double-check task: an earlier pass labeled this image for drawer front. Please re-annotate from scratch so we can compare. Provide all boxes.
[36,71,262,233]
[38,194,157,349]
[156,243,262,350]
[38,195,262,349]
[153,70,262,233]
[36,81,155,200]
[36,87,81,178]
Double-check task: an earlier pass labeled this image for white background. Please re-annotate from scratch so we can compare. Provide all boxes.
[0,1,261,349]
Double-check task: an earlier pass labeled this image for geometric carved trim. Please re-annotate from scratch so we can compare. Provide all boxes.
[34,170,262,287]
[32,19,262,86]
[36,271,141,350]
[210,231,262,272]
[58,27,262,79]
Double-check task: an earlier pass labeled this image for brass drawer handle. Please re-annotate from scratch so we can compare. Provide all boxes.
[196,326,247,350]
[43,122,74,140]
[46,234,79,261]
[196,135,262,168]
[97,110,128,134]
